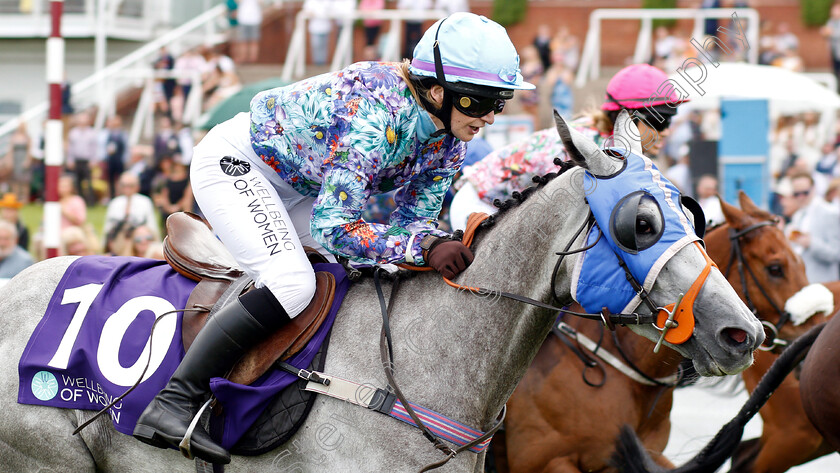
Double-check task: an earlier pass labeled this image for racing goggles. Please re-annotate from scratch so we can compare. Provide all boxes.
[454,94,505,117]
[634,109,674,132]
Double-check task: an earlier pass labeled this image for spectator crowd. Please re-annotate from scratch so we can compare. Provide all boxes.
[3,0,840,287]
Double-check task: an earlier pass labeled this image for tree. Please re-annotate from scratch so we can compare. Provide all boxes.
[801,0,833,27]
[643,0,678,28]
[492,0,527,27]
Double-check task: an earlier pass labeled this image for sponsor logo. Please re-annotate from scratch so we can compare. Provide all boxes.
[233,177,297,255]
[31,371,59,401]
[220,156,251,177]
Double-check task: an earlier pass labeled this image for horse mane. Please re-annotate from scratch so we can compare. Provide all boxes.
[457,158,578,243]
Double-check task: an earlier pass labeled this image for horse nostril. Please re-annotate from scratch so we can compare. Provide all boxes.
[724,327,748,345]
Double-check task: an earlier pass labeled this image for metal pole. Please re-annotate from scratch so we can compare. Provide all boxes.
[45,0,65,259]
[94,0,107,128]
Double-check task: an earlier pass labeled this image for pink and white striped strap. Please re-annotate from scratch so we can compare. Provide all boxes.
[304,372,496,453]
[389,399,492,453]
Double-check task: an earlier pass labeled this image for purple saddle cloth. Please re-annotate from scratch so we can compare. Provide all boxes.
[18,255,348,450]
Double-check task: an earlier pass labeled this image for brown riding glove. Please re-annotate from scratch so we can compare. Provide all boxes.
[421,236,474,280]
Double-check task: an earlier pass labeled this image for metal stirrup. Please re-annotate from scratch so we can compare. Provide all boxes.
[178,397,214,459]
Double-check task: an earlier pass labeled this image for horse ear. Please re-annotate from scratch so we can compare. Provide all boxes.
[720,194,750,229]
[554,110,621,176]
[738,190,761,214]
[554,110,591,167]
[738,190,776,221]
[611,110,644,157]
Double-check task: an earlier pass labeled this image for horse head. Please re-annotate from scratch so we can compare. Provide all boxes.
[705,191,831,347]
[554,111,764,376]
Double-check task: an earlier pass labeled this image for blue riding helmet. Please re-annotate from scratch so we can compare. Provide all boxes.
[409,12,535,97]
[409,13,534,135]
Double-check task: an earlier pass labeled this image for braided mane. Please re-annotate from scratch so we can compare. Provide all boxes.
[456,158,578,242]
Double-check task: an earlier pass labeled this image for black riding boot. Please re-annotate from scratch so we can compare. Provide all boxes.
[133,286,290,464]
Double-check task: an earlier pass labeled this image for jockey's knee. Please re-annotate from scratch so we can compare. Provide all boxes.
[266,266,317,319]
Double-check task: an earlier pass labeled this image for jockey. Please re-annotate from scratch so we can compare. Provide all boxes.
[133,12,534,464]
[449,63,687,231]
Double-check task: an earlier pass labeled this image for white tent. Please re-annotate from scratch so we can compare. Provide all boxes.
[668,63,840,189]
[669,62,840,116]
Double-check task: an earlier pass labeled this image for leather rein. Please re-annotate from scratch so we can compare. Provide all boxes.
[552,320,682,388]
[724,220,791,351]
[399,212,661,328]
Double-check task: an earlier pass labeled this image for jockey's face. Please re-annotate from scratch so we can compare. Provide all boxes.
[427,85,494,142]
[636,118,670,157]
[449,106,494,142]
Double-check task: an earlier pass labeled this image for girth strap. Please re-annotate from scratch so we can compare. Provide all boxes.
[299,371,501,455]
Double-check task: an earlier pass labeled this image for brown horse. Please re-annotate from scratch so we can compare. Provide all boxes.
[799,291,840,451]
[729,280,840,473]
[495,191,820,473]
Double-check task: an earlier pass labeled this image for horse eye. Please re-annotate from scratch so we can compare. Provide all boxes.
[610,191,664,254]
[767,264,784,278]
[637,217,653,234]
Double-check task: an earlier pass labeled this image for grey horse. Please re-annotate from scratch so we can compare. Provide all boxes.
[0,113,764,472]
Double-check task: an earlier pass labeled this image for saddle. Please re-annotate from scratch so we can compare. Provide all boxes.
[163,212,336,386]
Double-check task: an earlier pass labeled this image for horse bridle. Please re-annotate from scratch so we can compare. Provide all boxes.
[551,212,717,353]
[433,208,712,351]
[724,220,791,351]
[376,208,709,471]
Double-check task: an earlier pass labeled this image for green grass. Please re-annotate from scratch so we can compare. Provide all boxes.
[19,203,109,252]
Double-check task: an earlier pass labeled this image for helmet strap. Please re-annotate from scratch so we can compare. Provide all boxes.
[605,91,632,112]
[431,19,454,136]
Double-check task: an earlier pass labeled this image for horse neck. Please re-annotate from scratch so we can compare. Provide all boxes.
[393,172,589,427]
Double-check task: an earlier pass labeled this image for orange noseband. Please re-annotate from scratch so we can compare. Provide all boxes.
[655,241,716,349]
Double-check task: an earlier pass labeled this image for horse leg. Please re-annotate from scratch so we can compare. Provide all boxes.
[637,432,674,469]
[537,454,669,473]
[747,422,825,473]
[539,457,586,473]
[648,451,676,469]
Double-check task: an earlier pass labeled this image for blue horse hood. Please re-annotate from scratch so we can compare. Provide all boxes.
[572,151,701,314]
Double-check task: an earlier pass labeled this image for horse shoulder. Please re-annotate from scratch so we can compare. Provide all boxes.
[800,314,840,451]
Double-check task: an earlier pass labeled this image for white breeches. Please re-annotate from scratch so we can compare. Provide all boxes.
[190,113,333,318]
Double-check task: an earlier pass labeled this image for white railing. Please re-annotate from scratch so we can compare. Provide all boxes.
[575,8,760,87]
[0,4,227,146]
[0,0,173,40]
[114,68,204,145]
[282,8,447,82]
